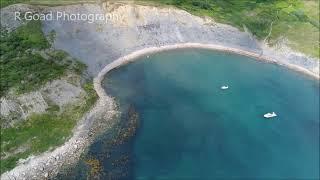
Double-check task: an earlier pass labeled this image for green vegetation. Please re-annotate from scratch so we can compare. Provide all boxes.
[0,20,55,96]
[0,83,97,174]
[0,52,66,96]
[140,0,319,58]
[1,0,318,57]
[0,19,98,173]
[1,20,49,49]
[0,0,318,175]
[0,20,86,96]
[0,0,94,8]
[0,0,23,8]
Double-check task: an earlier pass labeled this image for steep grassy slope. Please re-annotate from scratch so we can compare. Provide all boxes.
[0,20,97,174]
[1,0,318,57]
[0,20,86,96]
[140,0,319,58]
[0,0,95,8]
[0,83,97,174]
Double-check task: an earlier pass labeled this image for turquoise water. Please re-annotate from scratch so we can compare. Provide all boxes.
[105,49,319,179]
[58,49,319,179]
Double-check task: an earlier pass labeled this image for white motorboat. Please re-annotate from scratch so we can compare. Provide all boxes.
[264,112,277,118]
[221,85,229,90]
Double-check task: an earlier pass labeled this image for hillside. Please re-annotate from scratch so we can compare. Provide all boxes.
[1,0,318,57]
[0,1,319,179]
[140,0,319,58]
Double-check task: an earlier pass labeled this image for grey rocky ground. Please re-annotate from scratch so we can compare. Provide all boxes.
[1,3,318,76]
[0,77,85,128]
[1,2,319,180]
[39,3,319,76]
[1,96,119,180]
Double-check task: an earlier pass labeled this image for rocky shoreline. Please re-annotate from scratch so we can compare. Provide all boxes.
[3,42,318,180]
[1,95,119,180]
[1,2,319,179]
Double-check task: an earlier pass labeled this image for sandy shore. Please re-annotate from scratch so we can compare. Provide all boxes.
[2,43,319,180]
[1,2,319,179]
[95,43,319,94]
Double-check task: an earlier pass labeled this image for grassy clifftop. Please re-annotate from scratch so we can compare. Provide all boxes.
[140,0,319,58]
[0,0,95,8]
[0,20,97,174]
[1,0,319,57]
[0,20,87,96]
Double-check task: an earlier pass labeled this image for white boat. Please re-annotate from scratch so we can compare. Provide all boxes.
[221,85,229,90]
[264,112,277,118]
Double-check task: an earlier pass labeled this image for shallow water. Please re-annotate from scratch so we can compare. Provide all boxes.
[59,49,319,179]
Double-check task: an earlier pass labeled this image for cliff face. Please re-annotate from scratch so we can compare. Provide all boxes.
[40,3,261,75]
[0,2,319,180]
[39,3,319,76]
[0,77,85,128]
[1,3,318,76]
